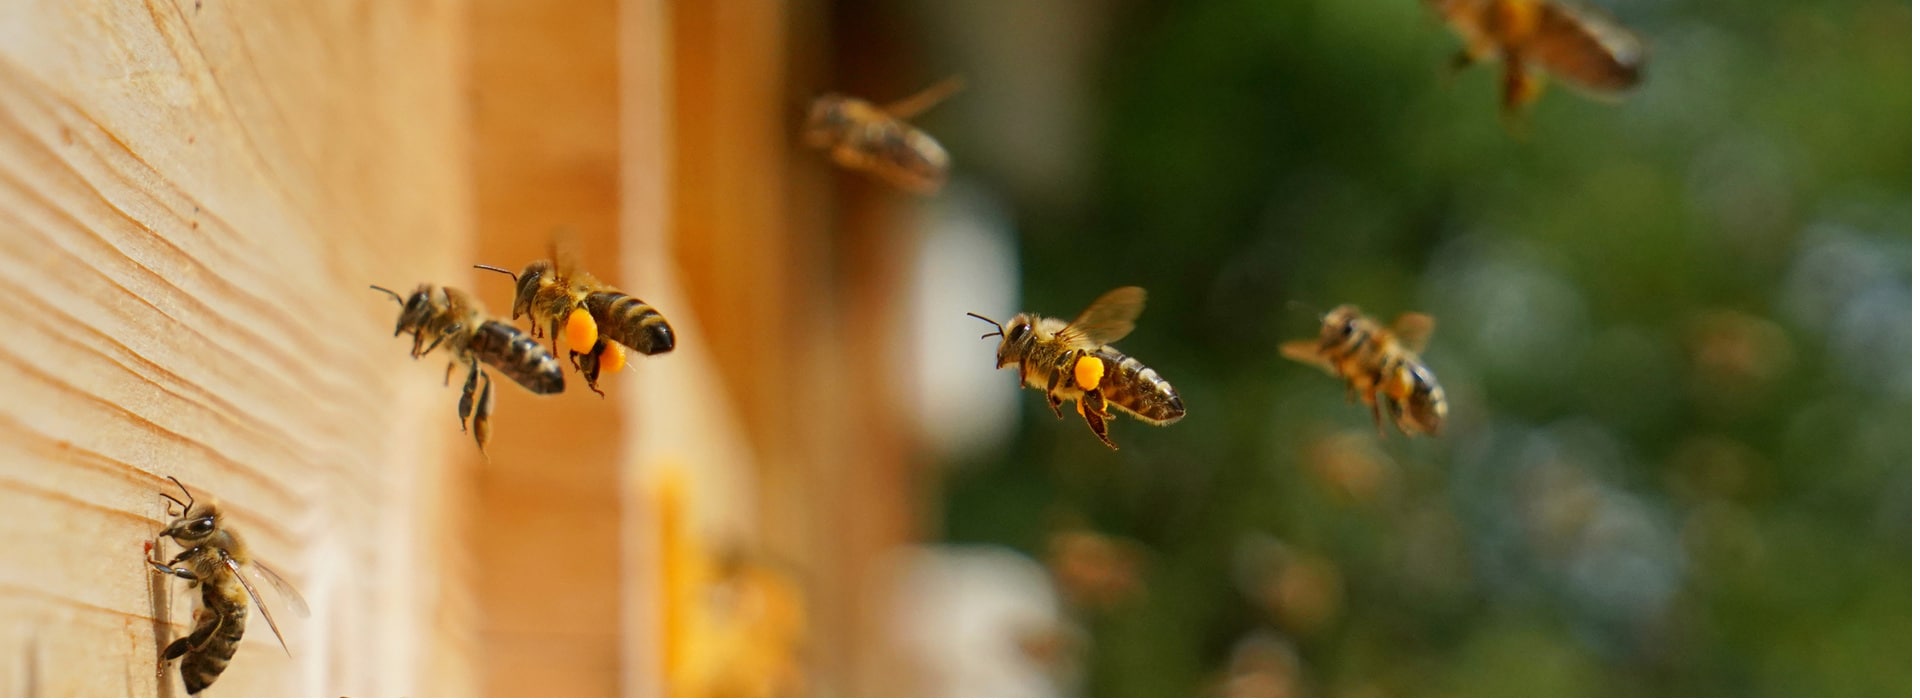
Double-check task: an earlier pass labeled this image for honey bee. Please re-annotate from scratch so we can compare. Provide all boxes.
[968,286,1186,449]
[145,476,307,696]
[803,76,962,194]
[1427,0,1644,119]
[1280,305,1448,437]
[371,283,565,453]
[475,234,676,397]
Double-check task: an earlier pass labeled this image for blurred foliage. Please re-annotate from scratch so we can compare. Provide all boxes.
[920,0,1910,696]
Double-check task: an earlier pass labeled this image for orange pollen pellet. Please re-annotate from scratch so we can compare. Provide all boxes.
[564,308,599,355]
[1074,355,1105,391]
[599,341,627,375]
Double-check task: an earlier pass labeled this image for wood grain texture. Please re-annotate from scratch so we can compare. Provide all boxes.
[0,0,477,695]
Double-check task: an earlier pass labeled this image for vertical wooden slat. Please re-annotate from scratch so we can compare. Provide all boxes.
[466,0,625,696]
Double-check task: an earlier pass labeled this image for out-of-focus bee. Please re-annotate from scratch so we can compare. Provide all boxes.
[145,477,307,697]
[803,76,962,194]
[969,286,1186,449]
[1281,305,1448,437]
[1426,0,1644,119]
[371,282,565,454]
[475,234,675,397]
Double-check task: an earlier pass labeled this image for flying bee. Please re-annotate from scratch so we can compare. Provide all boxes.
[371,282,565,454]
[1426,0,1644,120]
[1281,305,1448,437]
[145,476,308,697]
[968,286,1186,450]
[474,234,675,397]
[803,76,962,194]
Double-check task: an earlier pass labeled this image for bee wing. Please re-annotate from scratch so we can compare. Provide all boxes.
[221,556,295,657]
[251,560,311,618]
[882,75,965,120]
[1057,286,1147,350]
[1279,339,1337,375]
[1528,1,1643,95]
[550,227,585,277]
[1392,313,1436,354]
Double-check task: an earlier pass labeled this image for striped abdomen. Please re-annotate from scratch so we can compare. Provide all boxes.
[467,320,565,394]
[170,580,248,696]
[1088,346,1186,425]
[585,291,675,355]
[840,119,949,194]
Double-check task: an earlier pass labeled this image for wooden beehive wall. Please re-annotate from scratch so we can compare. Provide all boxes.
[0,0,478,695]
[0,0,925,696]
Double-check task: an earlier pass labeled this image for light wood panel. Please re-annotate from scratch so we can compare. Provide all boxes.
[0,0,477,695]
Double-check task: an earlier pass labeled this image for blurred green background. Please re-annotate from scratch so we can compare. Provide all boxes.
[880,0,1910,695]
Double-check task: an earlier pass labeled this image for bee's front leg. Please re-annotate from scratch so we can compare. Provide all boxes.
[147,562,196,581]
[1044,360,1068,419]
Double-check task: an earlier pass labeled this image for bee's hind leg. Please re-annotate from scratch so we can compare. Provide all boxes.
[472,370,496,454]
[1077,390,1118,450]
[458,359,481,433]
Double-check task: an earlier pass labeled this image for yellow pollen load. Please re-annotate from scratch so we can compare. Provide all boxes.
[599,340,627,374]
[1074,355,1105,391]
[564,308,599,355]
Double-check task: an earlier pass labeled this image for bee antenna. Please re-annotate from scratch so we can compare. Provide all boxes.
[164,475,194,514]
[473,264,519,282]
[369,285,405,305]
[965,312,1004,338]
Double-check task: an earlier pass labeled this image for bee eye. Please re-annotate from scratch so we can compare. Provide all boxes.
[189,518,214,535]
[1009,323,1030,341]
[1340,319,1357,336]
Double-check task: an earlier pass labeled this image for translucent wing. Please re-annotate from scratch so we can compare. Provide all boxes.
[222,556,295,657]
[1279,339,1337,375]
[1392,313,1435,354]
[251,560,311,618]
[550,227,585,277]
[1057,287,1147,349]
[1528,1,1642,94]
[882,75,965,120]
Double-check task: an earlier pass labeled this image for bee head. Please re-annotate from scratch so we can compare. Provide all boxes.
[155,476,222,544]
[1319,305,1364,348]
[801,95,853,149]
[473,261,552,321]
[370,284,438,336]
[968,311,1034,369]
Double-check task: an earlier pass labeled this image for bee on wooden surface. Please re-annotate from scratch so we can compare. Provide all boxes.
[968,286,1186,450]
[371,282,565,454]
[803,76,962,194]
[145,477,307,697]
[1280,305,1448,437]
[475,234,675,397]
[1426,0,1644,120]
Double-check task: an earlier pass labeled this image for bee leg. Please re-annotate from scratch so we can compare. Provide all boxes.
[472,370,496,454]
[146,559,196,582]
[419,327,453,358]
[1077,390,1118,450]
[1044,364,1066,419]
[1499,54,1540,135]
[1366,392,1387,438]
[575,340,606,398]
[458,359,481,433]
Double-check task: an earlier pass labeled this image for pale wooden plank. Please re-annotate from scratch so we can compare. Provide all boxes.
[0,0,478,695]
